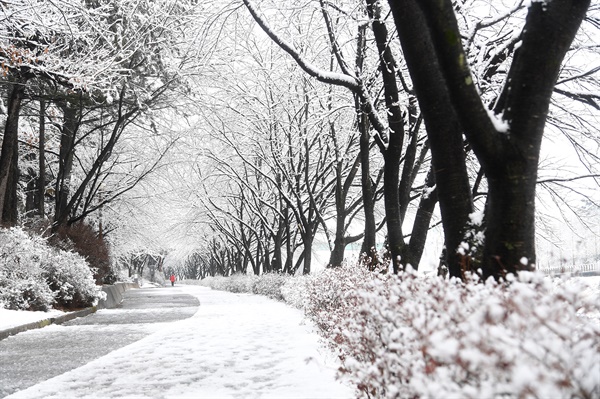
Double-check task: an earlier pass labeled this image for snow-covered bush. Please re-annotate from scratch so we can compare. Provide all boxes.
[0,227,102,311]
[0,278,55,311]
[1,228,55,311]
[281,274,310,309]
[45,250,103,309]
[191,273,290,300]
[303,262,389,338]
[251,272,289,300]
[304,265,600,398]
[181,278,212,287]
[51,222,115,285]
[200,273,258,293]
[185,272,304,305]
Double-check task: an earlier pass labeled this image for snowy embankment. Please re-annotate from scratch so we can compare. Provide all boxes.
[7,285,354,399]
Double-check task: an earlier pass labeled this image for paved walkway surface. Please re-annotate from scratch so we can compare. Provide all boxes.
[0,286,198,398]
[1,285,353,399]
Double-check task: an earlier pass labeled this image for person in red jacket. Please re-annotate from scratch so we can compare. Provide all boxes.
[169,274,176,287]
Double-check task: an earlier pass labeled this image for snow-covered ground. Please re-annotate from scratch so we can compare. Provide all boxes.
[3,275,597,398]
[0,308,65,330]
[6,285,354,399]
[0,280,164,332]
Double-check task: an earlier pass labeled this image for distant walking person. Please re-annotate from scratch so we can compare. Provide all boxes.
[170,274,176,287]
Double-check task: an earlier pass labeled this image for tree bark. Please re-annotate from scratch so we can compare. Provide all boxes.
[382,139,405,272]
[37,99,46,217]
[398,100,420,222]
[358,104,378,266]
[366,0,407,273]
[54,101,79,226]
[355,23,378,267]
[302,232,313,275]
[406,166,438,269]
[0,80,27,226]
[327,121,362,268]
[283,206,293,274]
[272,225,284,273]
[388,0,475,278]
[328,161,348,266]
[25,170,36,216]
[409,0,590,279]
[272,176,285,272]
[479,0,590,278]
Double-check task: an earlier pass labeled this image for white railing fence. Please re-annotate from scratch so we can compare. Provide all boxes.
[538,262,600,276]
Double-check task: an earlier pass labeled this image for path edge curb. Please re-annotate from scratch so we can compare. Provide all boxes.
[0,282,139,341]
[0,306,97,341]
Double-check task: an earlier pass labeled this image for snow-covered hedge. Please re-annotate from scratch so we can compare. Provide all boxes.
[302,262,388,337]
[184,265,599,398]
[188,273,293,301]
[280,274,309,309]
[200,274,258,293]
[0,227,102,311]
[251,272,289,300]
[305,264,600,399]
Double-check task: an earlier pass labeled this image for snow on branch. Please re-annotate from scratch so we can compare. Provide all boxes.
[242,0,359,91]
[0,0,196,99]
[241,0,390,150]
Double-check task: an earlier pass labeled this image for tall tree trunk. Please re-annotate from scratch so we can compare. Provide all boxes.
[478,1,588,278]
[24,164,36,216]
[398,100,420,222]
[262,241,271,274]
[54,101,79,227]
[388,0,473,278]
[383,139,406,273]
[272,229,283,272]
[0,80,27,226]
[301,232,313,275]
[406,167,438,269]
[366,0,407,273]
[253,238,261,275]
[404,0,590,279]
[24,144,37,217]
[483,168,536,278]
[37,99,46,217]
[283,207,293,274]
[271,175,284,273]
[355,24,378,267]
[327,127,361,268]
[328,209,346,267]
[327,144,347,268]
[358,107,378,266]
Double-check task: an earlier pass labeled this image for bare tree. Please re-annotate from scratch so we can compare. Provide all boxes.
[387,0,591,278]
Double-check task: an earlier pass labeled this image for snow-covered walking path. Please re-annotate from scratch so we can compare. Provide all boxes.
[7,285,354,399]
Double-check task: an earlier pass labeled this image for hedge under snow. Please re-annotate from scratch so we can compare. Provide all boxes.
[190,264,599,398]
[0,227,103,311]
